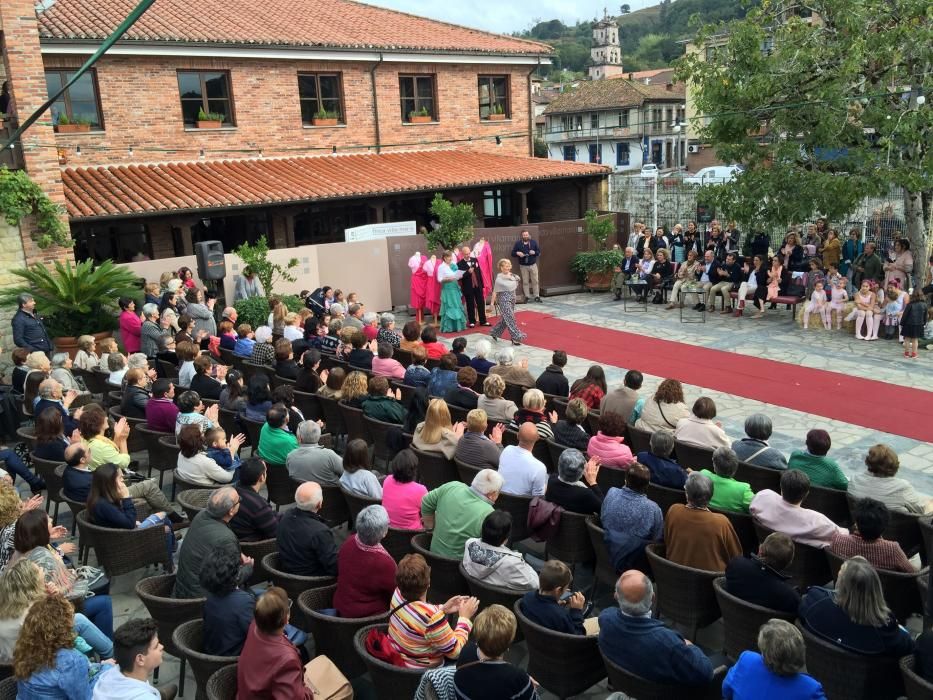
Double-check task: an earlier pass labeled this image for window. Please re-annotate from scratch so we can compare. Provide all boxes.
[483,189,511,218]
[298,73,344,125]
[45,70,103,129]
[590,113,599,129]
[177,71,234,127]
[616,143,630,166]
[563,145,575,161]
[618,111,629,128]
[589,144,600,163]
[399,75,437,122]
[478,75,509,119]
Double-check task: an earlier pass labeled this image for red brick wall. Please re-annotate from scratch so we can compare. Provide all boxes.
[43,54,534,167]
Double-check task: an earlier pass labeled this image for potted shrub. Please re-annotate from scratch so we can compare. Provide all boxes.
[409,106,432,124]
[570,210,620,291]
[0,259,141,357]
[54,114,91,134]
[488,104,506,121]
[196,108,225,129]
[312,108,339,127]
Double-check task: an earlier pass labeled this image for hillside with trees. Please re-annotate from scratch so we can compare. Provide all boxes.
[518,0,752,76]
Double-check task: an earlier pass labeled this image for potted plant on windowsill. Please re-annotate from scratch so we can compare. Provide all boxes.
[488,104,506,121]
[196,108,225,129]
[54,114,91,133]
[312,108,339,127]
[409,107,432,124]
[570,209,620,291]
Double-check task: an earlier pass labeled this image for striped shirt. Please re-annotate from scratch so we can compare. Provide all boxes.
[387,588,472,668]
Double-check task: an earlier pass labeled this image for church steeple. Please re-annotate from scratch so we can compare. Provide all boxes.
[589,8,624,80]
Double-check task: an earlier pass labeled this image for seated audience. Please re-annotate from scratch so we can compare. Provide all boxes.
[462,510,539,591]
[569,365,607,409]
[545,449,603,514]
[10,348,30,396]
[665,472,742,571]
[145,378,179,433]
[420,325,447,360]
[241,374,273,422]
[731,413,788,470]
[248,326,275,366]
[347,331,375,370]
[453,605,536,700]
[535,350,569,397]
[477,374,519,423]
[317,365,346,398]
[521,560,586,635]
[382,449,427,529]
[334,505,396,617]
[723,619,825,699]
[508,388,556,440]
[412,398,464,459]
[153,335,178,375]
[599,570,714,685]
[201,548,255,656]
[601,463,663,559]
[639,430,688,489]
[228,457,281,542]
[787,429,848,490]
[675,396,731,450]
[189,354,224,400]
[700,447,754,513]
[427,353,459,397]
[489,347,535,388]
[80,404,131,470]
[388,553,479,668]
[50,353,89,397]
[498,422,547,497]
[257,403,298,465]
[31,407,70,464]
[587,411,635,469]
[371,342,405,380]
[176,424,234,487]
[399,320,422,352]
[403,345,432,388]
[339,439,383,499]
[799,556,913,656]
[204,425,244,476]
[272,384,304,432]
[750,469,847,548]
[848,443,933,514]
[376,312,402,348]
[25,352,52,407]
[421,469,503,557]
[635,378,691,434]
[338,370,369,409]
[108,352,128,386]
[119,367,150,419]
[286,420,342,486]
[600,369,645,424]
[176,341,198,388]
[174,390,218,435]
[830,497,915,572]
[450,337,470,367]
[445,366,480,409]
[360,376,406,424]
[454,409,504,470]
[725,532,801,614]
[237,587,312,700]
[294,350,324,393]
[274,338,299,379]
[34,378,80,435]
[276,481,338,577]
[551,397,592,451]
[469,339,495,375]
[217,320,237,351]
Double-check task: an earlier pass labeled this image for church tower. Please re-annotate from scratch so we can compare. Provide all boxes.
[589,9,624,80]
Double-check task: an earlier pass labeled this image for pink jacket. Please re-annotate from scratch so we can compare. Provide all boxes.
[120,310,142,354]
[586,431,634,469]
[372,357,406,380]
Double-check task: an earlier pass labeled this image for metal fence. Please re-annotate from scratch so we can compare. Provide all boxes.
[608,173,907,252]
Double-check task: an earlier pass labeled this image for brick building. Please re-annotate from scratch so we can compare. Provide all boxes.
[0,0,608,264]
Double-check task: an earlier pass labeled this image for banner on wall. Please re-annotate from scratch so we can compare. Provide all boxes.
[345,221,417,242]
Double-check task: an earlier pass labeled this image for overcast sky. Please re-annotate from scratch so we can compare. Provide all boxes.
[365,0,658,35]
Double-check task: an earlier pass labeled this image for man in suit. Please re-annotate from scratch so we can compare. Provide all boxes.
[694,250,721,312]
[458,245,488,328]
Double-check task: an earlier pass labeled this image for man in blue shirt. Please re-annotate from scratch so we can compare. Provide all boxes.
[599,570,715,685]
[510,229,541,303]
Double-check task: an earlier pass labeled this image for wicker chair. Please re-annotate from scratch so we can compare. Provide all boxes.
[318,394,346,438]
[135,423,175,483]
[673,441,715,470]
[646,481,686,516]
[802,484,850,526]
[158,359,180,379]
[710,506,758,555]
[596,466,628,492]
[264,464,298,510]
[205,664,237,700]
[79,368,111,396]
[459,563,528,621]
[173,619,238,700]
[411,533,469,602]
[16,425,36,450]
[411,447,458,490]
[108,407,147,453]
[713,577,796,661]
[217,408,241,445]
[494,491,533,544]
[754,522,832,589]
[31,455,65,524]
[292,390,322,422]
[339,402,369,443]
[241,417,265,454]
[921,518,933,568]
[546,510,595,572]
[76,510,169,580]
[135,574,204,698]
[392,348,412,366]
[170,471,205,501]
[627,423,653,455]
[454,458,484,485]
[645,543,722,640]
[798,620,904,700]
[900,655,933,700]
[446,403,469,425]
[340,486,382,529]
[105,390,123,410]
[0,676,15,700]
[503,382,526,406]
[239,537,277,586]
[586,514,627,594]
[875,503,923,560]
[0,660,12,682]
[602,651,727,700]
[383,526,427,562]
[354,624,427,700]
[60,489,87,551]
[513,599,606,699]
[298,584,388,679]
[261,552,336,628]
[734,461,782,493]
[177,488,214,522]
[825,549,923,623]
[318,483,350,527]
[545,439,568,470]
[585,410,602,437]
[363,415,402,468]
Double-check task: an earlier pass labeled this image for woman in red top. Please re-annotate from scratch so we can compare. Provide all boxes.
[333,504,397,617]
[569,365,607,410]
[118,297,142,354]
[237,587,312,700]
[420,325,447,360]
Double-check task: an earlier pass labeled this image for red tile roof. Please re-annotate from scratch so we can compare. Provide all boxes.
[37,0,551,55]
[61,150,609,219]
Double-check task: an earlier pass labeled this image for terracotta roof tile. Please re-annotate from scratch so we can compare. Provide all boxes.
[544,78,685,115]
[61,150,608,219]
[37,0,551,55]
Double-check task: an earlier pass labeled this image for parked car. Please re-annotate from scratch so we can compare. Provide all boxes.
[639,163,659,178]
[684,164,744,185]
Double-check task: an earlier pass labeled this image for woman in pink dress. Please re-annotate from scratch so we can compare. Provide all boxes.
[423,256,442,322]
[118,297,142,354]
[381,449,427,530]
[408,253,429,325]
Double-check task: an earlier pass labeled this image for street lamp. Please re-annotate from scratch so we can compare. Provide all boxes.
[671,119,682,170]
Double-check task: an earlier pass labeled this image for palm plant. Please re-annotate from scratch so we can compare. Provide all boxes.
[0,259,141,338]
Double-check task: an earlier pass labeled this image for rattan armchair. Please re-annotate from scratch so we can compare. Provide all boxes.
[627,423,653,455]
[172,619,238,700]
[264,463,298,510]
[494,491,533,544]
[602,650,727,700]
[205,664,237,700]
[673,441,715,470]
[712,576,796,661]
[459,563,529,619]
[318,394,346,439]
[297,584,388,678]
[239,537,277,586]
[454,458,483,485]
[645,543,722,640]
[734,461,782,493]
[825,548,924,623]
[802,484,850,525]
[261,552,336,628]
[339,402,369,443]
[318,483,350,527]
[340,486,382,529]
[411,532,469,602]
[710,506,758,555]
[241,417,264,454]
[135,423,175,484]
[170,471,206,501]
[30,454,64,524]
[410,447,458,490]
[59,489,88,560]
[383,525,427,562]
[900,655,933,700]
[292,389,321,422]
[546,509,595,572]
[646,481,686,516]
[354,624,427,700]
[596,466,628,492]
[217,408,241,445]
[586,514,628,595]
[108,407,147,453]
[0,676,15,700]
[754,522,832,589]
[363,414,401,468]
[176,488,214,522]
[76,510,170,580]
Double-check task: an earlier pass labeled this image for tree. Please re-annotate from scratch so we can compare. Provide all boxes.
[620,4,631,14]
[426,194,475,251]
[677,0,932,287]
[533,138,549,158]
[233,235,298,297]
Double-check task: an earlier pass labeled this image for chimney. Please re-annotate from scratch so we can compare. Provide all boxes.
[666,82,673,91]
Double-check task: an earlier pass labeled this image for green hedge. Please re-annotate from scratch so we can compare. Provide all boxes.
[232,294,303,329]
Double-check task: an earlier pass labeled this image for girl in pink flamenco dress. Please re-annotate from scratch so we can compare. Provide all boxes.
[422,256,442,322]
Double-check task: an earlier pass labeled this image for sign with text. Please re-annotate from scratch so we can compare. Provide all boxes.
[345,221,417,242]
[696,204,716,224]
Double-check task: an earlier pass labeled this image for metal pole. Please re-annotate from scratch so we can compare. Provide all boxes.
[652,174,658,232]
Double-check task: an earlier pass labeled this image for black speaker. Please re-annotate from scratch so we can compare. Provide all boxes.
[195,240,226,280]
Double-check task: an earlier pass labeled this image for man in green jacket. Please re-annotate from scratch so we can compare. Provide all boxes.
[700,447,754,513]
[361,376,407,424]
[852,242,884,288]
[421,469,504,557]
[257,403,299,465]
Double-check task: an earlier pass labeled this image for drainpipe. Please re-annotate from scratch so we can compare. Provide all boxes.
[526,59,540,157]
[369,54,384,154]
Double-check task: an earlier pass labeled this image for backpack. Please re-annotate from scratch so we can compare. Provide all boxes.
[526,497,562,542]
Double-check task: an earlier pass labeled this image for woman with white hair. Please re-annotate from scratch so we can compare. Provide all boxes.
[488,347,535,388]
[470,338,495,374]
[333,505,397,617]
[140,302,167,358]
[377,312,401,348]
[72,335,99,371]
[49,353,89,396]
[249,326,275,365]
[545,448,602,514]
[361,311,380,342]
[161,306,180,334]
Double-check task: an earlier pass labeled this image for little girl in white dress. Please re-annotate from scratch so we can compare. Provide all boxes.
[828,277,849,329]
[803,281,830,329]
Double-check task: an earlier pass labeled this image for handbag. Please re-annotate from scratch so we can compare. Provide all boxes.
[527,497,562,542]
[304,655,353,700]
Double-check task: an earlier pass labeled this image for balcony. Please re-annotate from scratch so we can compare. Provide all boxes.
[543,125,636,143]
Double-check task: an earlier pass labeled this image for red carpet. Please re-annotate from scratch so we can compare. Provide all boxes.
[451,310,933,442]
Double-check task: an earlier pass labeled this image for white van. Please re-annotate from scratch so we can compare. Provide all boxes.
[683,165,743,185]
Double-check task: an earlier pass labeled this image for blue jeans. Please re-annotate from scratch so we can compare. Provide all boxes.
[138,514,176,565]
[0,448,43,489]
[74,612,113,659]
[82,594,113,638]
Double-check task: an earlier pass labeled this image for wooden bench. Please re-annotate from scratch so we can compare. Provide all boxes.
[727,290,803,315]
